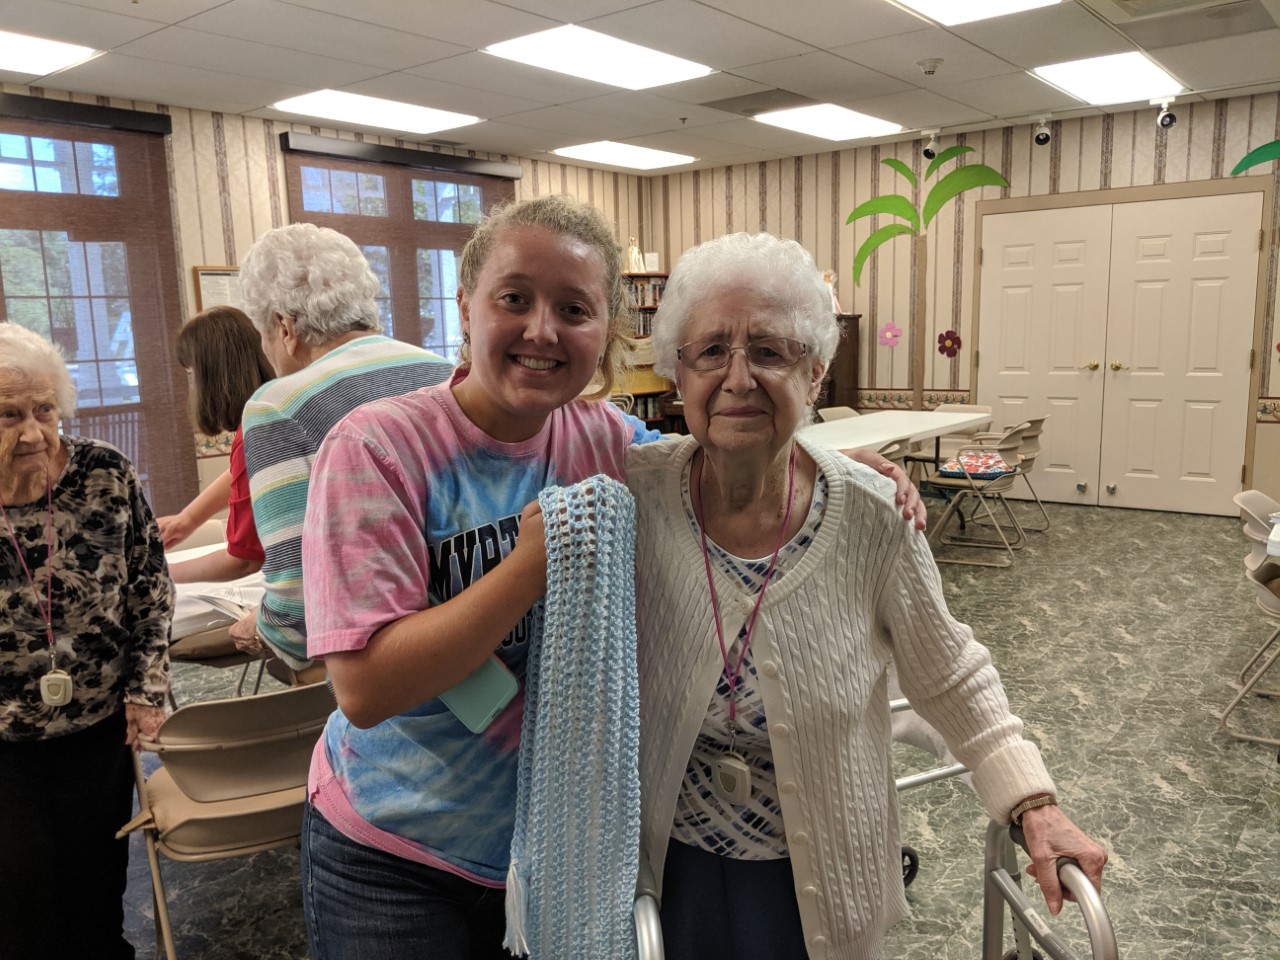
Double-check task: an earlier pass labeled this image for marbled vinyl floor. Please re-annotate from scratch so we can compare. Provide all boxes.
[121,500,1280,959]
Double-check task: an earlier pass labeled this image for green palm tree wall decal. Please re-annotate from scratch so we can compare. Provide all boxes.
[844,145,1009,409]
[1231,140,1280,176]
[847,145,1008,285]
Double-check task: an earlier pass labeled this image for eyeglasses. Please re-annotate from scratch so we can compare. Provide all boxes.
[676,337,808,372]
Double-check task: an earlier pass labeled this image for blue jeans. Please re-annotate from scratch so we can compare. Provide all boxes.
[301,803,509,960]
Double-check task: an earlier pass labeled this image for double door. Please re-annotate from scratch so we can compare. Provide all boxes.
[977,193,1262,516]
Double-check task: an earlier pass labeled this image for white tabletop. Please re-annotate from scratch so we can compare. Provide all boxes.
[799,410,992,452]
[169,542,266,638]
[1269,519,1280,561]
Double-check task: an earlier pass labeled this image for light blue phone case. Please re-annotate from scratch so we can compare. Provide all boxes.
[438,655,519,733]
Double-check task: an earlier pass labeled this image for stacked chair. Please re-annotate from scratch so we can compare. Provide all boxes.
[1219,490,1280,747]
[817,405,860,421]
[118,682,337,959]
[925,422,1028,568]
[967,414,1052,534]
[904,402,992,479]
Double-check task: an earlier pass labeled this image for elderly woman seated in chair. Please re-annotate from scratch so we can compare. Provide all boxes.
[627,232,1107,960]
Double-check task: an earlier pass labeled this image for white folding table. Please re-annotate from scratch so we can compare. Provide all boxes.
[800,409,992,457]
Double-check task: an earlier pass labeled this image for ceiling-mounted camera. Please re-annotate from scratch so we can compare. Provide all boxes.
[921,129,940,160]
[1033,118,1051,146]
[1152,98,1176,129]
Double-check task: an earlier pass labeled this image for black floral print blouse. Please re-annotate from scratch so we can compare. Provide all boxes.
[1,437,173,742]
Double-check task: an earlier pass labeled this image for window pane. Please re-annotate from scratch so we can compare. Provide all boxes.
[417,248,462,359]
[99,359,140,405]
[85,241,130,297]
[76,141,119,197]
[66,360,102,408]
[359,244,393,337]
[96,298,135,359]
[41,233,74,296]
[301,165,332,213]
[435,182,460,223]
[416,248,436,298]
[0,133,28,159]
[458,184,482,224]
[358,173,387,217]
[0,229,48,295]
[0,161,34,191]
[7,298,51,338]
[330,169,360,215]
[33,138,75,194]
[412,179,438,221]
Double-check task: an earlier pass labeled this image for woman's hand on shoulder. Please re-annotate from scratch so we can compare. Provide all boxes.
[125,702,167,750]
[842,448,927,531]
[1019,804,1109,916]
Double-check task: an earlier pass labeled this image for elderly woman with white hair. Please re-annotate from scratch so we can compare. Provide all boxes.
[227,222,455,666]
[627,233,1107,959]
[0,323,173,960]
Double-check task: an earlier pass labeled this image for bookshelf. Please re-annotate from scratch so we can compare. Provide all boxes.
[618,272,683,432]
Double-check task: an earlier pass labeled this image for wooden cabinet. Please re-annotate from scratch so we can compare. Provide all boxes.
[823,313,861,411]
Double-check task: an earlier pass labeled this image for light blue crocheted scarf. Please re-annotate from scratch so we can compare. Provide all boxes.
[504,475,641,960]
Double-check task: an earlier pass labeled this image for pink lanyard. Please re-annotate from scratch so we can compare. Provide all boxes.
[692,445,796,732]
[0,480,57,660]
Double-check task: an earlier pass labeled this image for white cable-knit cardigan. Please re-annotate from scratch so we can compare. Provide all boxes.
[628,436,1055,960]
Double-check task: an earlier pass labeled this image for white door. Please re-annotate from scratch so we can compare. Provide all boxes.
[977,206,1113,504]
[1099,193,1261,515]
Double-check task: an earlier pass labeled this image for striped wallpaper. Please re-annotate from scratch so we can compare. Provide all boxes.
[4,82,1278,490]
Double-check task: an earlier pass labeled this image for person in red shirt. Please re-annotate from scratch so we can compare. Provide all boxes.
[158,306,274,583]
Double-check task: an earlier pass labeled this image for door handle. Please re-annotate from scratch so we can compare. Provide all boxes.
[1079,360,1099,370]
[1109,360,1129,371]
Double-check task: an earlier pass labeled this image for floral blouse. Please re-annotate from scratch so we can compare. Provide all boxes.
[1,436,173,742]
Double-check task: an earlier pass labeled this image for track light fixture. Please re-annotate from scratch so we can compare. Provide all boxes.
[921,129,940,160]
[1152,98,1176,129]
[1033,117,1051,146]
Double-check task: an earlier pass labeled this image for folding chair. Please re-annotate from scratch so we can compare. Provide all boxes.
[817,405,860,421]
[118,682,337,959]
[1233,489,1280,575]
[1218,559,1280,748]
[904,402,992,480]
[926,424,1027,568]
[968,415,1051,534]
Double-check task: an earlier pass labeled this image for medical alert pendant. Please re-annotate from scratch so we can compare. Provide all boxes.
[714,751,752,806]
[40,668,73,706]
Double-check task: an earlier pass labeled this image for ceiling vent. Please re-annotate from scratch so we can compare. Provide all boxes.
[701,89,815,116]
[1079,0,1249,21]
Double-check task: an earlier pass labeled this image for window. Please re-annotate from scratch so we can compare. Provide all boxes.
[0,115,194,514]
[284,152,513,362]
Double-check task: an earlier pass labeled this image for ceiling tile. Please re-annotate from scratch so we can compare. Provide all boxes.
[844,89,994,129]
[48,53,309,112]
[181,0,466,69]
[833,27,1017,85]
[280,0,559,47]
[732,51,912,101]
[1149,29,1280,91]
[582,0,813,70]
[340,73,548,119]
[58,0,233,22]
[941,71,1084,117]
[565,92,739,131]
[404,52,615,105]
[115,26,383,87]
[647,72,774,105]
[423,120,567,155]
[0,0,166,48]
[692,117,843,152]
[494,0,643,20]
[616,128,755,157]
[951,2,1132,69]
[486,104,638,141]
[696,0,929,48]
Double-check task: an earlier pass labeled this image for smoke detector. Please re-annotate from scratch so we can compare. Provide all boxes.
[917,58,943,77]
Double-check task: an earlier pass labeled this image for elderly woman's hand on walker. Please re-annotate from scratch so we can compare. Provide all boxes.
[1019,801,1109,916]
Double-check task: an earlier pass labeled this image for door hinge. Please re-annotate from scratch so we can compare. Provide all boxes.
[1261,229,1266,252]
[1242,463,1247,484]
[974,349,980,368]
[1251,348,1256,371]
[978,247,984,266]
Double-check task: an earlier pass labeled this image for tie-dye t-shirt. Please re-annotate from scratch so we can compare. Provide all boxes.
[303,377,657,884]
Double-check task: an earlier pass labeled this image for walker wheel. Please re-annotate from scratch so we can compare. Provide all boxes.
[901,845,919,887]
[1001,950,1045,960]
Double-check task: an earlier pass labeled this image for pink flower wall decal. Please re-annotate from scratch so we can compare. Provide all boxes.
[937,330,962,358]
[878,322,902,347]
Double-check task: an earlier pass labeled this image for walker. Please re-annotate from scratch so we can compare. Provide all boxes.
[631,697,1119,960]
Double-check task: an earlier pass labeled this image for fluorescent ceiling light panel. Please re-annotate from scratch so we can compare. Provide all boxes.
[890,0,1062,24]
[754,104,902,141]
[1033,52,1182,105]
[553,141,694,170]
[0,30,96,75]
[485,25,713,90]
[271,90,480,134]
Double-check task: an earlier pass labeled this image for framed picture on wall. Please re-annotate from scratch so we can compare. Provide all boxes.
[193,266,241,311]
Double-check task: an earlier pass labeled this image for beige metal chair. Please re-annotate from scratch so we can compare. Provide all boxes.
[904,402,992,479]
[1233,489,1280,575]
[1218,558,1280,748]
[876,440,907,473]
[118,682,337,959]
[180,519,229,549]
[818,405,860,421]
[926,423,1027,568]
[969,414,1052,534]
